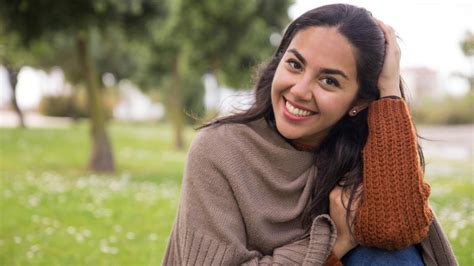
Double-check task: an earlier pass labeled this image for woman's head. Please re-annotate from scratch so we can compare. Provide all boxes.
[268,4,386,146]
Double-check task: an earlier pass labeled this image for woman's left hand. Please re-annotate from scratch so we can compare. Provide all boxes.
[375,19,402,98]
[329,185,359,258]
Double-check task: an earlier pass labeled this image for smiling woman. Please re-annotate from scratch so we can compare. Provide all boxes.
[271,27,360,147]
[162,4,457,265]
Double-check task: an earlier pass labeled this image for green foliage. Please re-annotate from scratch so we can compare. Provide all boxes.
[39,86,119,118]
[0,0,165,43]
[412,93,473,125]
[39,96,81,118]
[161,0,293,89]
[460,31,474,57]
[0,0,165,85]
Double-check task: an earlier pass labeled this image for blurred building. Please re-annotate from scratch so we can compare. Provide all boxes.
[113,80,164,121]
[402,67,442,102]
[203,73,254,115]
[1,65,164,122]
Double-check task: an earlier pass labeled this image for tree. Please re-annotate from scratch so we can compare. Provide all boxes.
[0,26,29,128]
[0,0,165,172]
[152,0,292,149]
[460,31,474,91]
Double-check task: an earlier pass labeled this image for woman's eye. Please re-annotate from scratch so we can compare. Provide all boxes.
[286,60,302,71]
[321,77,339,87]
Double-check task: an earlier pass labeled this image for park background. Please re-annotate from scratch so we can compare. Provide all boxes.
[1,0,472,265]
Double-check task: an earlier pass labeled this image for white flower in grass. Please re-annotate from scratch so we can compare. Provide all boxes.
[82,229,92,238]
[110,180,126,191]
[99,239,119,255]
[109,235,117,243]
[76,179,87,189]
[100,241,109,254]
[45,227,54,235]
[31,215,40,223]
[449,229,458,239]
[67,226,76,235]
[30,244,40,252]
[114,225,122,233]
[109,247,119,254]
[126,232,135,240]
[76,234,84,243]
[3,189,12,198]
[148,233,157,241]
[41,217,50,225]
[14,236,22,244]
[28,195,40,207]
[26,251,34,259]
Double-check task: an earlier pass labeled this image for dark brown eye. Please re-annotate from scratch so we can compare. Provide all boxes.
[287,59,302,70]
[321,77,340,87]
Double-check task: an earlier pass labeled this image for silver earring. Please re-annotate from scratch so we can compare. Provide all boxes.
[351,109,357,116]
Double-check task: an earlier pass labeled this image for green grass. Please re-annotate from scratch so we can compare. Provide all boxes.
[0,122,472,265]
[0,121,194,265]
[424,157,473,265]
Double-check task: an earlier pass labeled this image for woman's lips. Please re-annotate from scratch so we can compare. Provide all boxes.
[281,96,316,122]
[284,97,317,113]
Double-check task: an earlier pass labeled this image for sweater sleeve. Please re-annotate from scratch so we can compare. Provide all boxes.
[353,98,433,250]
[162,129,339,265]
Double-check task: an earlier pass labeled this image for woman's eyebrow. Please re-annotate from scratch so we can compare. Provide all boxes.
[288,48,306,65]
[288,48,349,80]
[320,69,349,80]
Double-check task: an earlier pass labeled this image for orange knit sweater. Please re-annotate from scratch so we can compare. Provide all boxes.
[323,98,433,265]
[354,98,432,249]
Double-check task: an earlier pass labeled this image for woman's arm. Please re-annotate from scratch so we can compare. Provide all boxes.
[163,129,339,265]
[353,98,432,249]
[352,20,433,250]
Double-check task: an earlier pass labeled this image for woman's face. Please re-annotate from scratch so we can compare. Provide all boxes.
[271,26,360,148]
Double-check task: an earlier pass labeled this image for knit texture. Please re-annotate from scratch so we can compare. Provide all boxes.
[354,98,433,249]
[163,117,337,265]
[163,98,456,265]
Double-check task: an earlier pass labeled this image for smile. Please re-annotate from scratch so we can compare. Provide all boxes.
[283,98,316,118]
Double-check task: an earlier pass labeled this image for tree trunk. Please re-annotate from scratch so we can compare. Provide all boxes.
[6,67,25,128]
[77,32,115,172]
[169,55,185,150]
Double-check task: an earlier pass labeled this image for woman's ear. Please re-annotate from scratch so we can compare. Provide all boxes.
[348,99,371,116]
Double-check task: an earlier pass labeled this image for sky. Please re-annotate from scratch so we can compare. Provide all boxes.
[289,0,473,77]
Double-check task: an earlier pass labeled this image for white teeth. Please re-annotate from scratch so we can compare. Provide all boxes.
[285,100,313,117]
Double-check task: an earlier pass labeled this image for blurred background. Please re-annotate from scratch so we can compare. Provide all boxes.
[0,0,472,265]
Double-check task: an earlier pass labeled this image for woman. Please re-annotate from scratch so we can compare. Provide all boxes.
[163,4,456,265]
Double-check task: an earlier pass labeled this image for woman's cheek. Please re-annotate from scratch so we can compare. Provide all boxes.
[315,91,351,118]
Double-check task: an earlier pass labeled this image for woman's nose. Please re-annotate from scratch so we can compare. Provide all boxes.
[290,76,313,101]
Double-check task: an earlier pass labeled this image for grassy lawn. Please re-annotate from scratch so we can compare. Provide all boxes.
[0,122,472,265]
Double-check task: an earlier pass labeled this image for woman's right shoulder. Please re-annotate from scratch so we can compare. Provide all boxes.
[188,122,252,157]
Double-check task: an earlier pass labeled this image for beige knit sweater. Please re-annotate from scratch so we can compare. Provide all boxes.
[163,99,457,265]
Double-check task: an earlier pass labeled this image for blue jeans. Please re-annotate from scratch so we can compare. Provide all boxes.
[341,245,424,266]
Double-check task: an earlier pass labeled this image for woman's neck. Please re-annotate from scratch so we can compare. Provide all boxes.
[291,140,319,152]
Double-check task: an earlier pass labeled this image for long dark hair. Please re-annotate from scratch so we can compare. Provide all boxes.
[200,4,424,231]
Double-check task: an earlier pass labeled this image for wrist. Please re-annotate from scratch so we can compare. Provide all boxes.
[379,87,402,98]
[332,238,356,259]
